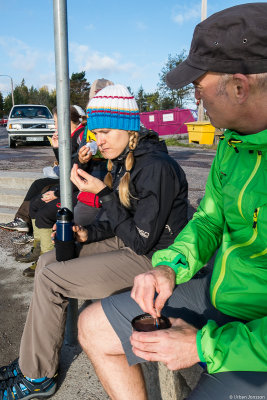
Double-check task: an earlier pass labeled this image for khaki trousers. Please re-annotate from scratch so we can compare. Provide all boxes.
[19,237,152,378]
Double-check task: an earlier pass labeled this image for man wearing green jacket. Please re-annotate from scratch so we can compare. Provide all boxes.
[78,3,267,399]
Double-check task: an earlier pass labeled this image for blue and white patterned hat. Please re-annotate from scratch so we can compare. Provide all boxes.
[87,84,140,132]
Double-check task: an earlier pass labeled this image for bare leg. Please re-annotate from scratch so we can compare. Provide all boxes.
[78,301,147,400]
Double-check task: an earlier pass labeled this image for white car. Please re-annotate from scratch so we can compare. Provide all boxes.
[7,104,55,148]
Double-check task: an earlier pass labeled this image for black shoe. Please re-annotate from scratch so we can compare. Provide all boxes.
[22,262,37,278]
[0,371,57,399]
[0,218,29,232]
[0,359,20,381]
[15,244,40,263]
[12,234,34,245]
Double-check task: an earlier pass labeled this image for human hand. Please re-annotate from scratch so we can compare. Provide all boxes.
[51,223,88,243]
[51,223,57,242]
[70,163,106,194]
[131,266,176,318]
[130,318,199,370]
[78,145,93,164]
[72,224,88,242]
[51,131,59,148]
[41,190,57,203]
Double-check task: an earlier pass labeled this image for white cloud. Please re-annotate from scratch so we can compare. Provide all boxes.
[0,36,55,89]
[172,5,200,25]
[0,82,11,95]
[69,42,136,74]
[0,36,40,72]
[39,73,56,91]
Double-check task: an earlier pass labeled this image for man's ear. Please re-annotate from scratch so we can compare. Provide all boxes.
[232,73,250,104]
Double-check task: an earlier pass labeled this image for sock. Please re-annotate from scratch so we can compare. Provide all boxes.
[25,376,47,383]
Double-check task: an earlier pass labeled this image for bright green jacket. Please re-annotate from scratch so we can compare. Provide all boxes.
[152,129,267,374]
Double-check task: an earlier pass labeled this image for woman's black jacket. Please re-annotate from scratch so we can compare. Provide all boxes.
[83,128,188,259]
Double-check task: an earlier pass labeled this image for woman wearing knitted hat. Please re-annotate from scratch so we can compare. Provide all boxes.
[0,84,188,399]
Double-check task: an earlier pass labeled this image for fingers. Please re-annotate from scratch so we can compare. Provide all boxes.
[70,164,87,188]
[131,331,161,343]
[131,272,158,317]
[130,332,167,363]
[154,289,173,317]
[51,224,57,242]
[72,225,88,242]
[131,268,175,318]
[72,224,82,232]
[78,146,91,163]
[76,168,89,179]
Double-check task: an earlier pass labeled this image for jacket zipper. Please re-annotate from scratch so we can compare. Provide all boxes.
[237,152,262,219]
[212,207,260,308]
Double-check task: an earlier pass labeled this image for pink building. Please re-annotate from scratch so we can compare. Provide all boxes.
[140,108,196,137]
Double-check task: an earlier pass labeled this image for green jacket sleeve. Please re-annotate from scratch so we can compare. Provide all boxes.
[152,141,226,284]
[199,317,267,373]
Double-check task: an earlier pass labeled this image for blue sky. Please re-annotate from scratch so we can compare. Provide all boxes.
[0,0,264,99]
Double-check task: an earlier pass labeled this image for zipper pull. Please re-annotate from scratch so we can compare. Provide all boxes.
[253,208,259,229]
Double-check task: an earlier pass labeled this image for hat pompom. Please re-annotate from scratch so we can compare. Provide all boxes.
[87,84,140,132]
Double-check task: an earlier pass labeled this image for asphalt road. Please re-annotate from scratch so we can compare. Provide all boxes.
[0,126,55,171]
[0,126,216,399]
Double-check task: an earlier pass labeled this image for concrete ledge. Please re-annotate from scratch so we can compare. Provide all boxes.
[0,188,27,207]
[0,171,43,189]
[142,362,203,399]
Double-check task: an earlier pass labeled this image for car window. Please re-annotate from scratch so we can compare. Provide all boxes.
[10,106,52,119]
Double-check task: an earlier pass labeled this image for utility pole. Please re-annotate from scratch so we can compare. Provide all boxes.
[197,0,207,121]
[0,75,14,106]
[53,0,78,345]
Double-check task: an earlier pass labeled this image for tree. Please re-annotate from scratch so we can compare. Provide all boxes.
[69,71,90,109]
[146,91,160,111]
[3,80,57,114]
[14,79,29,105]
[158,51,193,109]
[135,86,148,112]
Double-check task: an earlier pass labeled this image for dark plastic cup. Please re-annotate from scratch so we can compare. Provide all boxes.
[131,313,171,332]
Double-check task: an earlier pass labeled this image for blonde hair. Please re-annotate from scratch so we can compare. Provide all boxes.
[104,131,139,208]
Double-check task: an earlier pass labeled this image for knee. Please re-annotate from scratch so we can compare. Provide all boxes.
[78,300,124,357]
[78,301,101,348]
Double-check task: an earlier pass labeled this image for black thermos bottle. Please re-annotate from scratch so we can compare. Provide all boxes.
[56,207,74,242]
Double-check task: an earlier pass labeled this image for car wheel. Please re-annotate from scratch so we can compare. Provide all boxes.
[9,137,16,148]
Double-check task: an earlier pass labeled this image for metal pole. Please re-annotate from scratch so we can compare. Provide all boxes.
[0,75,14,106]
[201,0,207,21]
[197,0,207,121]
[10,77,14,108]
[53,0,78,345]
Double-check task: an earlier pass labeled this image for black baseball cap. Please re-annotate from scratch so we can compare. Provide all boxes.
[167,3,267,89]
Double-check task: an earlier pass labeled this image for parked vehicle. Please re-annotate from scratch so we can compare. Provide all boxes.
[0,116,8,127]
[7,105,55,148]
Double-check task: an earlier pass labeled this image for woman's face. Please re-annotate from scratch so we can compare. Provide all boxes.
[93,129,130,159]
